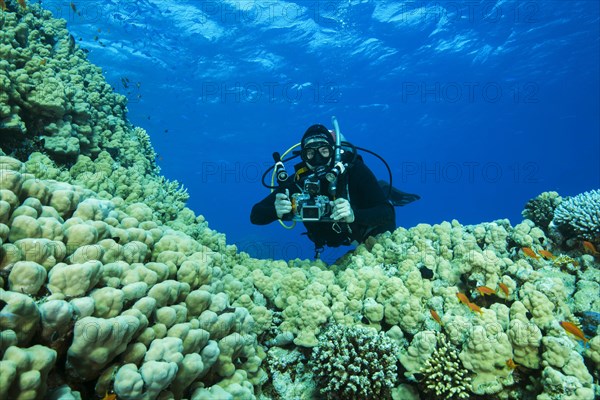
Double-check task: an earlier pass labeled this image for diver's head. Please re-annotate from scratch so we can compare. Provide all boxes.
[301,124,334,170]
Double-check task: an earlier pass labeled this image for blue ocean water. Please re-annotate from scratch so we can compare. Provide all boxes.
[51,0,599,263]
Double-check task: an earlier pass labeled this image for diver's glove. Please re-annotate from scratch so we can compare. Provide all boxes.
[274,190,292,219]
[331,198,355,223]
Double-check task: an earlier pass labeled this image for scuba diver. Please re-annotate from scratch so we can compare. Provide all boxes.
[250,119,420,259]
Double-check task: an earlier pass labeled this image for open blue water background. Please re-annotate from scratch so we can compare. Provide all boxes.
[48,0,599,263]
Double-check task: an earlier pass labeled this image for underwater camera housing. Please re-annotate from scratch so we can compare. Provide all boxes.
[291,193,332,221]
[291,169,333,222]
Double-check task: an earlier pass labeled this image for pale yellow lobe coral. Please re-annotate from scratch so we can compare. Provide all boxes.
[8,215,42,242]
[274,268,308,309]
[66,315,141,380]
[286,297,332,347]
[0,345,57,400]
[47,260,102,297]
[21,178,51,205]
[508,301,542,369]
[37,216,64,241]
[459,325,514,395]
[399,330,438,378]
[90,287,125,318]
[38,300,73,343]
[64,222,99,250]
[177,258,212,290]
[0,289,41,346]
[521,288,556,329]
[148,280,190,308]
[8,261,47,295]
[363,297,384,324]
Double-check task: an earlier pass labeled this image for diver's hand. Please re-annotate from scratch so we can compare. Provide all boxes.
[275,190,292,219]
[331,198,355,223]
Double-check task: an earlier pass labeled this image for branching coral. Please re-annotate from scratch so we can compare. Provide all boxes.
[309,323,399,400]
[522,191,562,230]
[419,332,473,400]
[550,189,600,242]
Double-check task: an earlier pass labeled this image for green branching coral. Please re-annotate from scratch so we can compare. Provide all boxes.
[419,333,473,400]
[551,189,600,242]
[522,191,562,231]
[309,324,399,400]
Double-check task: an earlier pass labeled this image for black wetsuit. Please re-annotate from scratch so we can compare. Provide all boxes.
[250,158,396,249]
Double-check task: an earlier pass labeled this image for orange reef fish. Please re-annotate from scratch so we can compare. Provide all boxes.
[583,241,598,255]
[70,2,77,12]
[101,392,117,400]
[456,292,470,306]
[468,302,483,315]
[476,286,495,296]
[17,0,26,9]
[498,283,510,297]
[521,247,539,259]
[559,321,588,343]
[538,249,555,260]
[430,309,443,325]
[506,358,517,370]
[0,0,6,11]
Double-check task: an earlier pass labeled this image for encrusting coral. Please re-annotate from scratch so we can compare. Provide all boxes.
[0,2,599,400]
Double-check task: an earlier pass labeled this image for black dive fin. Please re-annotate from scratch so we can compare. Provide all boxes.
[378,180,421,206]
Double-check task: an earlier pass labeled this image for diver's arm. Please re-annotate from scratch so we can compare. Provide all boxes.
[251,183,296,225]
[250,191,280,225]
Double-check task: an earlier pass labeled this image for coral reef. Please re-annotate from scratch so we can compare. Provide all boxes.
[419,332,472,399]
[309,323,399,399]
[550,189,600,243]
[0,158,267,399]
[522,191,562,231]
[0,1,208,240]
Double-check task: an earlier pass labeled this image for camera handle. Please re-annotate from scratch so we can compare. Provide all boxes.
[272,152,288,183]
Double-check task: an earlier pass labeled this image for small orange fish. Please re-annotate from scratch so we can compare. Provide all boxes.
[522,247,539,259]
[40,59,47,66]
[17,0,26,9]
[559,321,588,343]
[467,302,483,315]
[582,241,598,255]
[456,292,470,306]
[70,2,76,12]
[101,392,117,400]
[430,309,443,325]
[0,0,6,11]
[476,286,495,296]
[506,358,517,370]
[538,249,555,260]
[498,282,510,297]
